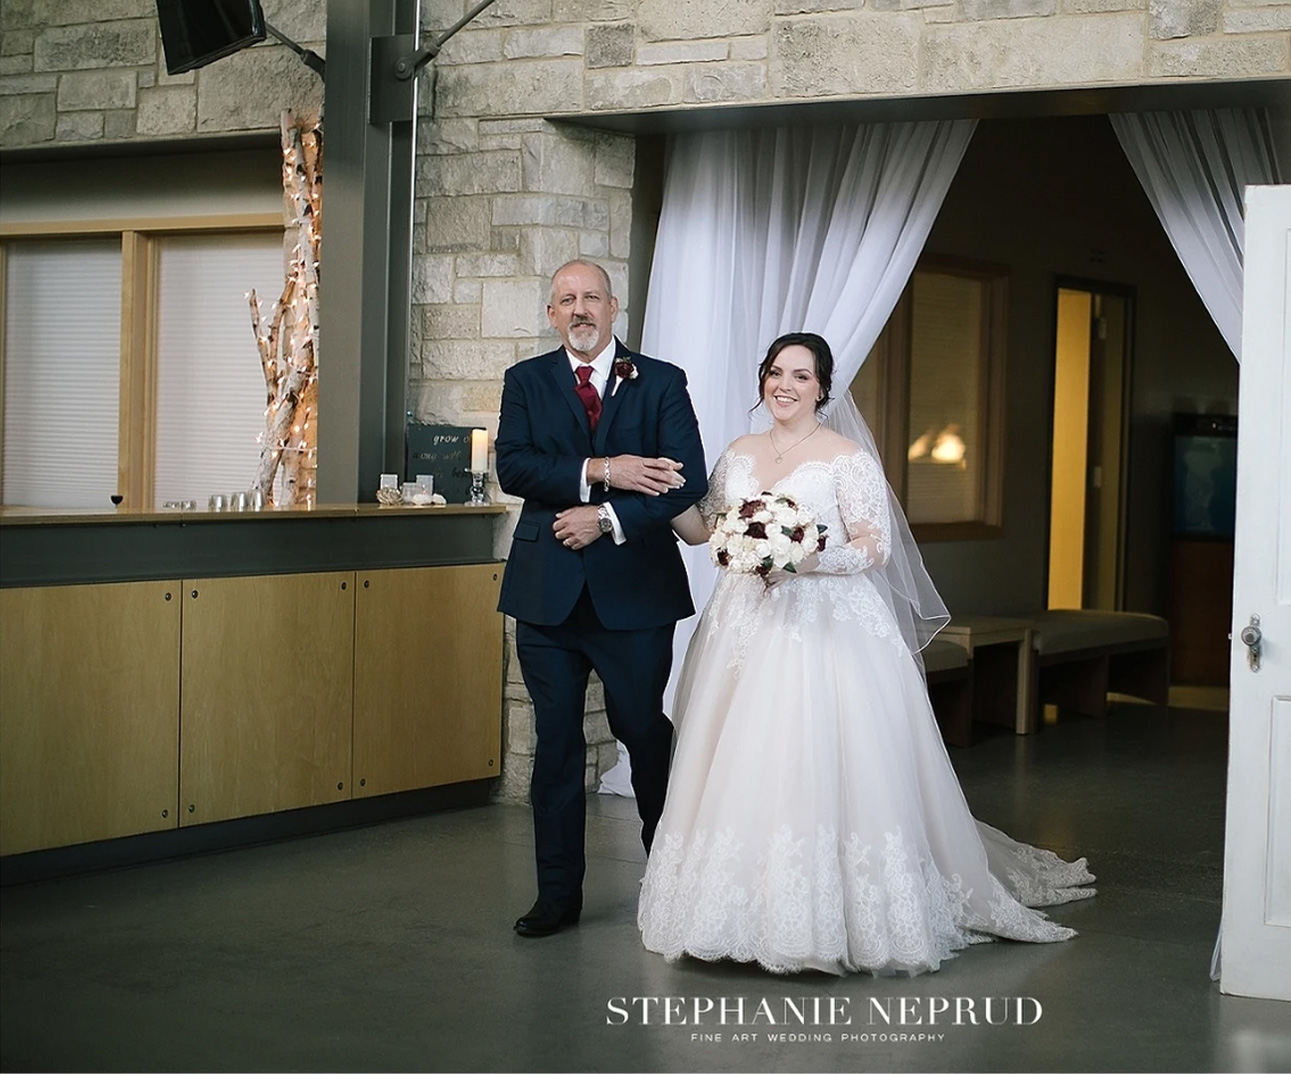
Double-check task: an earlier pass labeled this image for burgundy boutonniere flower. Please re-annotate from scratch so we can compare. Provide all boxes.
[613,356,639,381]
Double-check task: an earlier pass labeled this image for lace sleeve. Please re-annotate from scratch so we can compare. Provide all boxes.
[814,450,892,575]
[697,449,732,529]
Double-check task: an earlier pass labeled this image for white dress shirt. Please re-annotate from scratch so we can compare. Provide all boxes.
[569,340,626,545]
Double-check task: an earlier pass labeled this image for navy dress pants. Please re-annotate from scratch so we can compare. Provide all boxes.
[515,588,675,905]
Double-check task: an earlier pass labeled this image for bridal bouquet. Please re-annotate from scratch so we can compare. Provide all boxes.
[709,493,827,579]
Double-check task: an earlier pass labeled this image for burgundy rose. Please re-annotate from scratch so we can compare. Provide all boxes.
[739,499,763,519]
[817,535,827,552]
[790,526,805,542]
[716,549,730,567]
[613,357,639,380]
[745,521,767,539]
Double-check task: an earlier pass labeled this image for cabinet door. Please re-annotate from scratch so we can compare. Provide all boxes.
[0,580,181,855]
[180,572,354,825]
[354,564,502,796]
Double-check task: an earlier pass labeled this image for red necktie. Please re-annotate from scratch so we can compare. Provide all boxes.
[574,364,602,432]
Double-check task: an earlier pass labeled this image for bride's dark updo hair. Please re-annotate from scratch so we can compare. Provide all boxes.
[755,332,834,413]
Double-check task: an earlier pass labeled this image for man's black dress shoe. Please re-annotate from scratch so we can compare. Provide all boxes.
[514,899,582,937]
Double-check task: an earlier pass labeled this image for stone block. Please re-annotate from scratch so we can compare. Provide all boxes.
[421,0,468,35]
[638,40,729,64]
[30,0,153,26]
[423,195,492,250]
[1148,34,1289,75]
[586,23,635,67]
[135,85,195,135]
[418,150,521,197]
[0,73,56,94]
[492,227,522,251]
[639,0,772,41]
[474,0,556,27]
[869,0,953,8]
[1059,0,1144,11]
[56,68,135,110]
[423,303,482,340]
[607,190,632,258]
[156,66,195,86]
[504,25,585,58]
[435,59,584,117]
[479,117,551,134]
[685,61,768,102]
[922,11,1144,90]
[492,193,591,227]
[103,107,134,139]
[413,254,455,305]
[418,117,479,155]
[553,0,634,19]
[773,13,919,97]
[137,69,155,88]
[522,132,597,195]
[422,338,518,381]
[2,30,36,56]
[520,227,582,276]
[251,0,326,42]
[1223,5,1291,31]
[196,46,323,133]
[776,0,862,10]
[55,109,102,140]
[585,68,684,110]
[595,133,635,188]
[437,28,505,66]
[579,230,611,257]
[0,55,33,75]
[730,35,771,59]
[482,276,550,338]
[33,20,155,71]
[958,0,1057,18]
[455,278,483,303]
[1150,0,1220,37]
[456,251,523,277]
[0,92,54,143]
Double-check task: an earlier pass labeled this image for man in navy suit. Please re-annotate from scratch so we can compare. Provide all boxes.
[496,260,707,937]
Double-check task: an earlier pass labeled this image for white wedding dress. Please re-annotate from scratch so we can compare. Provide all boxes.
[637,447,1096,976]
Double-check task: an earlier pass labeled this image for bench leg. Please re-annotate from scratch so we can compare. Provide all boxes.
[930,675,974,748]
[1039,655,1111,719]
[1109,645,1171,706]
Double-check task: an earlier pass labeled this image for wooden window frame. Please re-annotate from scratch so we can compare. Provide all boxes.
[0,214,283,509]
[864,254,1008,542]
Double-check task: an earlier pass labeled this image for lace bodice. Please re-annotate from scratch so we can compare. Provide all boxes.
[695,448,904,668]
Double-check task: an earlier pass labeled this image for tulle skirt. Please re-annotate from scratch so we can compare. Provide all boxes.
[638,571,1095,976]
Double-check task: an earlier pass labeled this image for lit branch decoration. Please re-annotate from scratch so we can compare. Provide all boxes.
[248,109,322,506]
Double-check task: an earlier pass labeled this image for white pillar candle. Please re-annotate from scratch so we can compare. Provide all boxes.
[470,428,488,473]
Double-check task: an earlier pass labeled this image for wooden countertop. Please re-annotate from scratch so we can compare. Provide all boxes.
[0,503,509,527]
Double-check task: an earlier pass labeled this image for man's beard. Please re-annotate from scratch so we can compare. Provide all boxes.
[568,323,600,352]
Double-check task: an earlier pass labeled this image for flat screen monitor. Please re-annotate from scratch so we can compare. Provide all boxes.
[155,0,266,75]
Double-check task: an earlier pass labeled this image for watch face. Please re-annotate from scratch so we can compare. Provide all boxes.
[598,508,613,533]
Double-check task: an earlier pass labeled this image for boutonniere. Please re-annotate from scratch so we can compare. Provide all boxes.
[613,356,639,381]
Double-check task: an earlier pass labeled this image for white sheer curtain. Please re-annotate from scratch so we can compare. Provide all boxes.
[1110,109,1284,362]
[599,119,975,796]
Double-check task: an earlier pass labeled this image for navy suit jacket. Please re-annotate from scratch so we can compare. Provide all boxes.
[495,340,707,631]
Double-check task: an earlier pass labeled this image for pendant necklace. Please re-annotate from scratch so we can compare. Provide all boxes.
[769,422,821,464]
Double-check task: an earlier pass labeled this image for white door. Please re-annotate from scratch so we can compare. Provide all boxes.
[1222,183,1291,1002]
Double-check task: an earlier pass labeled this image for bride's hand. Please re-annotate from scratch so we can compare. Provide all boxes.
[765,551,819,586]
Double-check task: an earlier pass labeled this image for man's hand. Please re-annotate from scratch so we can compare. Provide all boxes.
[595,455,685,496]
[554,505,604,550]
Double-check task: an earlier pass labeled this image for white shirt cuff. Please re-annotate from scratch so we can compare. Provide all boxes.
[602,503,626,545]
[579,458,592,503]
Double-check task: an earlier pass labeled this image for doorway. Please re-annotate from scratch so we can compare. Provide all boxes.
[1047,279,1134,611]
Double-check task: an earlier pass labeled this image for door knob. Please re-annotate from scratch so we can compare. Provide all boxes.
[1240,615,1262,672]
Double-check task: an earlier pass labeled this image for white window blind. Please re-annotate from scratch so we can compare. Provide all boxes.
[153,232,285,506]
[2,240,122,508]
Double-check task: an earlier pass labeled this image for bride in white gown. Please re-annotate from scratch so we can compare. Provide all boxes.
[637,332,1095,977]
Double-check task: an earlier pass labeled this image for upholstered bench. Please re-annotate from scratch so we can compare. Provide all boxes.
[924,638,973,747]
[1026,609,1171,730]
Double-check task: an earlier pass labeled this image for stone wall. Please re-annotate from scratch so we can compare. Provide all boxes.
[0,0,324,147]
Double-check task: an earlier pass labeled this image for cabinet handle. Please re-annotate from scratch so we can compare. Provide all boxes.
[191,589,198,599]
[336,781,344,791]
[363,579,369,589]
[161,809,169,818]
[341,581,347,590]
[164,592,172,601]
[359,778,366,787]
[188,804,195,813]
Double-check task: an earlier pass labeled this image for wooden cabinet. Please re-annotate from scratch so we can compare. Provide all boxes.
[0,580,181,855]
[180,572,355,825]
[354,564,503,796]
[1167,539,1234,686]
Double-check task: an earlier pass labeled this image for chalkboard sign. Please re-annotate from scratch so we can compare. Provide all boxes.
[406,423,473,504]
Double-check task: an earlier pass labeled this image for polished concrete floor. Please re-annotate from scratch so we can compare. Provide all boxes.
[2,703,1289,1073]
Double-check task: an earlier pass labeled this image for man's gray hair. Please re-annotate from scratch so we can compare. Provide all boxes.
[549,259,613,302]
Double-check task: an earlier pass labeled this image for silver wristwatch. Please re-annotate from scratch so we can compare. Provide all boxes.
[596,503,614,534]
